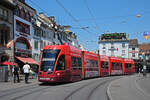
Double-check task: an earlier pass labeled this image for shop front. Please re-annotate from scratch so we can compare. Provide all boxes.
[14,37,39,74]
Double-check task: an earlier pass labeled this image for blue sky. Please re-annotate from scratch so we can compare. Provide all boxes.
[26,0,150,51]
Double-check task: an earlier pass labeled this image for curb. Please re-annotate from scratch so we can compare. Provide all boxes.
[106,78,121,100]
[106,81,113,100]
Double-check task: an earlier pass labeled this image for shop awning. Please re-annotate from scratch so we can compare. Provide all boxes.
[0,61,16,65]
[16,56,39,65]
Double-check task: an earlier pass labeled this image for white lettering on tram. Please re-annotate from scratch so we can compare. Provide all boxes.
[42,58,55,61]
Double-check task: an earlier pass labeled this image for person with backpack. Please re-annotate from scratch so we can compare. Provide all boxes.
[12,64,20,83]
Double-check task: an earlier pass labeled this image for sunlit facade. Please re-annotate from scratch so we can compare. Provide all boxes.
[98,33,129,58]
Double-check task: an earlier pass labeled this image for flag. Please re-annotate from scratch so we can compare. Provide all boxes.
[6,40,14,48]
[144,32,149,40]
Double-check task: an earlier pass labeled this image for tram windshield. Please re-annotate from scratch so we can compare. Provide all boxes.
[40,49,60,72]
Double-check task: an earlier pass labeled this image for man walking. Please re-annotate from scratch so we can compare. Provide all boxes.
[23,62,30,83]
[13,64,20,83]
[143,65,147,77]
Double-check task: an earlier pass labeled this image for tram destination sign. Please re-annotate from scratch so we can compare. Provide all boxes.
[101,33,127,40]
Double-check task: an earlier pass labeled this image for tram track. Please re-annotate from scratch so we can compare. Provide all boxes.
[0,84,38,98]
[64,77,119,100]
[0,77,121,100]
[11,86,50,100]
[87,78,116,100]
[0,83,52,100]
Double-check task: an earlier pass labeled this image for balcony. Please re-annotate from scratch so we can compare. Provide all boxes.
[0,14,9,21]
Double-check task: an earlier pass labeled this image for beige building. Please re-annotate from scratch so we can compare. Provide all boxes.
[139,43,150,61]
[129,39,139,60]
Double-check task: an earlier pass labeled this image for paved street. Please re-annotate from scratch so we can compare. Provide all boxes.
[0,74,150,100]
[0,76,120,100]
[0,76,39,91]
[107,74,150,100]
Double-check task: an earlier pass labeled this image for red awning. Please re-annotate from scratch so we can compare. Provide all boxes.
[0,61,16,65]
[16,56,39,65]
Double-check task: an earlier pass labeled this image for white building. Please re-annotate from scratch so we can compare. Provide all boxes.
[98,33,129,58]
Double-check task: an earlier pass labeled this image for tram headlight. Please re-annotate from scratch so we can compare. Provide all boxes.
[57,73,60,76]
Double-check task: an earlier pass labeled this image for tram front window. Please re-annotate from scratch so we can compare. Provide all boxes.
[56,55,65,70]
[40,49,60,72]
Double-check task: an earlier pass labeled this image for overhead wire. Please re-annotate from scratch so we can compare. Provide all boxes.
[28,0,98,48]
[83,0,100,32]
[55,0,98,36]
[28,0,49,15]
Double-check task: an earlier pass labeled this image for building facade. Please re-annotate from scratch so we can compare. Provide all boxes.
[31,13,79,62]
[139,43,150,61]
[31,13,55,62]
[0,0,79,64]
[62,29,79,48]
[98,33,129,58]
[0,0,15,62]
[129,39,139,60]
[138,43,150,72]
[13,0,39,68]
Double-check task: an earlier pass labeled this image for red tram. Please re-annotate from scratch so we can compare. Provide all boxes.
[38,44,82,82]
[99,55,109,76]
[82,51,99,78]
[109,57,123,75]
[123,58,135,74]
[38,44,135,83]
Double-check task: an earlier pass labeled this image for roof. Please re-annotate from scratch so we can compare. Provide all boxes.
[138,43,150,53]
[129,39,138,46]
[0,0,16,9]
[139,43,150,50]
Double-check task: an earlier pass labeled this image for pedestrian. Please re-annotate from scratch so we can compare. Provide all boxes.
[143,65,147,77]
[23,62,30,84]
[12,64,20,83]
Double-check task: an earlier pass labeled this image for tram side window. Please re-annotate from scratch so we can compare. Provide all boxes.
[77,58,82,69]
[125,63,129,68]
[85,59,90,68]
[101,61,108,69]
[56,55,65,70]
[71,56,82,70]
[128,64,132,69]
[112,62,115,70]
[105,62,108,69]
[101,61,105,69]
[71,57,76,70]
